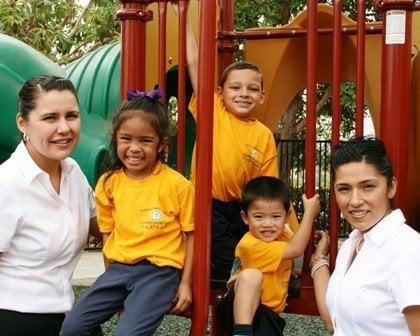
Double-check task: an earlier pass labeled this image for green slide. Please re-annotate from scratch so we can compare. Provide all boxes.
[0,34,65,163]
[0,33,108,185]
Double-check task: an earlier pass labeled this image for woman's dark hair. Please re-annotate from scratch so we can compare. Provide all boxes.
[102,96,169,181]
[331,136,394,187]
[18,75,78,120]
[242,176,291,213]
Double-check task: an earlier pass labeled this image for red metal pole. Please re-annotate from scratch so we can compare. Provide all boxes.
[374,0,415,215]
[304,0,317,208]
[176,0,187,174]
[157,0,167,103]
[218,0,236,79]
[290,0,318,316]
[355,0,366,136]
[117,0,153,100]
[329,0,342,270]
[190,0,216,334]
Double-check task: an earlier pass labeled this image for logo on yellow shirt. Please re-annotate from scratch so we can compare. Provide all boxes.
[242,145,263,168]
[150,209,162,221]
[250,148,258,160]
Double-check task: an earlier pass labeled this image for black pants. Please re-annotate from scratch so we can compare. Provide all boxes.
[217,289,286,336]
[0,309,65,336]
[211,199,248,284]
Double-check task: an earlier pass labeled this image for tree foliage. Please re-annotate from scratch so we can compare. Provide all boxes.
[0,0,120,65]
[1,0,375,138]
[235,0,307,29]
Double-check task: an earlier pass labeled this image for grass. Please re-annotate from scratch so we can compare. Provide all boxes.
[73,286,329,335]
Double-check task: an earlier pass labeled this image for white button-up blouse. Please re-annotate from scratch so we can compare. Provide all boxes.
[326,210,420,336]
[0,142,95,313]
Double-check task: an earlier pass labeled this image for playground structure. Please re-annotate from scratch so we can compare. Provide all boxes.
[0,0,420,334]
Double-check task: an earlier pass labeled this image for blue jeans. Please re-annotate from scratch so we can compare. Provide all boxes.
[61,260,180,336]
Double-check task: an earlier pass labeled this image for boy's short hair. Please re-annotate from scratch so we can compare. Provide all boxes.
[242,176,291,213]
[220,61,263,89]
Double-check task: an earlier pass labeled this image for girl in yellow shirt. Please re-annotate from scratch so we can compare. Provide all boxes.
[62,86,194,336]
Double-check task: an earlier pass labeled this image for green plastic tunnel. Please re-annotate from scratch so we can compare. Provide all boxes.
[0,34,65,162]
[0,34,195,185]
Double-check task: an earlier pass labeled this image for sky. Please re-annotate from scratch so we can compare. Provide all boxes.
[364,114,376,136]
[78,0,89,7]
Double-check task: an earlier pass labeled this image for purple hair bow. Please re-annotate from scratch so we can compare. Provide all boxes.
[127,84,163,101]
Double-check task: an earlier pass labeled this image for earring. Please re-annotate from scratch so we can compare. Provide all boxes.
[23,132,29,142]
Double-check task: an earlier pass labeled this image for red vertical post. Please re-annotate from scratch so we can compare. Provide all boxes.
[305,0,318,200]
[355,0,366,136]
[157,0,167,103]
[117,0,153,100]
[289,0,318,316]
[329,0,342,270]
[189,0,216,334]
[374,0,415,215]
[218,0,236,79]
[303,0,318,267]
[177,0,187,174]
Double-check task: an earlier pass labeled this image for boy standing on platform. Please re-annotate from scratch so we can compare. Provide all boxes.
[173,2,298,282]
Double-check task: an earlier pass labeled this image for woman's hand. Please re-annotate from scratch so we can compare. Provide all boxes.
[311,230,333,333]
[311,230,330,264]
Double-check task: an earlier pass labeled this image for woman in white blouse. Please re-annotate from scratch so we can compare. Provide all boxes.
[0,75,96,336]
[312,137,420,335]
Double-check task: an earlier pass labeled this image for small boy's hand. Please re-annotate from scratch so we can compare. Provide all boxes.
[302,193,321,217]
[170,280,192,314]
[311,230,330,262]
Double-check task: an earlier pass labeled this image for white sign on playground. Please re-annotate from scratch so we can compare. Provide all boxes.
[386,10,406,45]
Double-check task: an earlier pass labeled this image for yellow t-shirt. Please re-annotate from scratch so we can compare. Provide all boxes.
[95,162,194,269]
[234,231,293,313]
[189,93,278,202]
[189,93,299,230]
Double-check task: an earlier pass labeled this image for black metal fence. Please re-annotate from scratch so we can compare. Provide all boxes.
[278,139,351,237]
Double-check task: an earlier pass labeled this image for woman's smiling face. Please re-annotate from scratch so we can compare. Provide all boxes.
[334,160,396,232]
[17,89,80,171]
